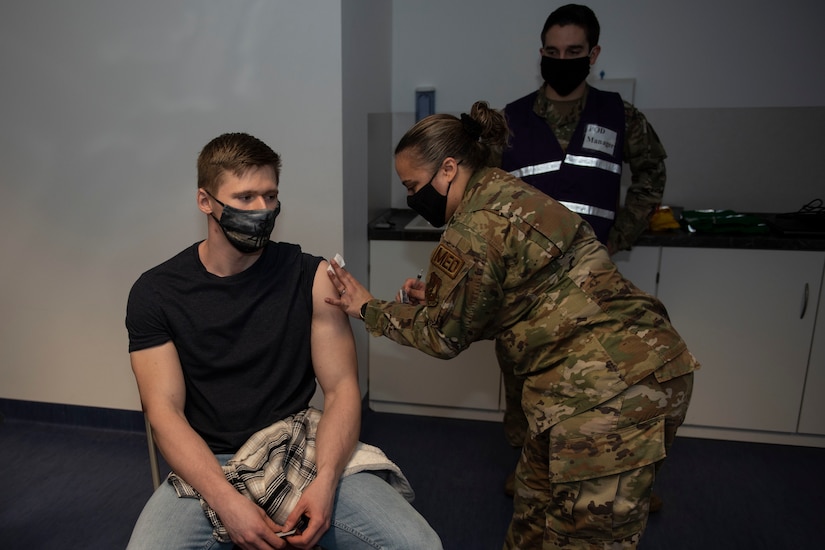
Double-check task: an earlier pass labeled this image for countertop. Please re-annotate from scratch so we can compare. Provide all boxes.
[368,208,825,251]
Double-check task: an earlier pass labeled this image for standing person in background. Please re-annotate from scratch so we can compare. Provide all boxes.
[502,3,666,254]
[326,102,697,549]
[500,5,669,503]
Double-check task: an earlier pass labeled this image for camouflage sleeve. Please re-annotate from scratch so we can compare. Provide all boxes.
[363,216,505,359]
[608,103,667,252]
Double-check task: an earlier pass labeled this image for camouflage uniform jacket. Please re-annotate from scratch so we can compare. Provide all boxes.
[535,84,667,252]
[363,167,697,436]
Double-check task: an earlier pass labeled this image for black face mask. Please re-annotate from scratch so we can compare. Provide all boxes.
[407,169,452,228]
[207,191,280,253]
[540,54,592,97]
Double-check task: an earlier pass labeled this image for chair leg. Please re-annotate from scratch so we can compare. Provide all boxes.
[144,414,162,489]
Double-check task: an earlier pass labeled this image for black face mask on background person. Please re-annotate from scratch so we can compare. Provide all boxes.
[206,191,280,253]
[407,170,452,228]
[540,54,592,97]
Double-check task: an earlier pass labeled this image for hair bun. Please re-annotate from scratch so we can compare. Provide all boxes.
[460,113,483,141]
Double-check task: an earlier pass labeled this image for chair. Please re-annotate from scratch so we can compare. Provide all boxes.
[144,414,162,489]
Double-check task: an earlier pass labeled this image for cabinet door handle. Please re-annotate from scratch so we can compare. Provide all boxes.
[800,283,809,319]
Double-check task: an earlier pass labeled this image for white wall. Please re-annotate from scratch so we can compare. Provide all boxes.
[392,0,825,111]
[342,0,393,393]
[4,0,825,413]
[0,1,345,411]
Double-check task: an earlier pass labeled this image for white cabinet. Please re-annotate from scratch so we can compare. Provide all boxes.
[368,240,502,421]
[657,248,825,434]
[798,265,825,435]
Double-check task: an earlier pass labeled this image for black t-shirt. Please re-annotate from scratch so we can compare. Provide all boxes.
[126,241,322,453]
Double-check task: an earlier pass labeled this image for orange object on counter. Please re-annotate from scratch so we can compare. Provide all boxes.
[649,206,681,232]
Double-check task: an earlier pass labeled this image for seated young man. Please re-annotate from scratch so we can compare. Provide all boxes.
[125,132,442,550]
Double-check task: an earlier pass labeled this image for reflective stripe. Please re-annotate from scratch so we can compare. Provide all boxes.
[508,154,621,179]
[558,201,616,220]
[564,154,621,174]
[509,161,562,178]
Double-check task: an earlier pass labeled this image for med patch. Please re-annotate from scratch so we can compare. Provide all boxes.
[431,243,464,279]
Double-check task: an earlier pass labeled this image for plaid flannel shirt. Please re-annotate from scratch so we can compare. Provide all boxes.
[169,407,414,543]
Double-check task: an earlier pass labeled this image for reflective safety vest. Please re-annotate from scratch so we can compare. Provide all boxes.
[501,87,625,243]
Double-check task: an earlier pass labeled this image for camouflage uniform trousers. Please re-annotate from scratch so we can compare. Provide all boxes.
[503,365,529,448]
[504,371,693,550]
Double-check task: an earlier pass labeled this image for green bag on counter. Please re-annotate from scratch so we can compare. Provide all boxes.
[681,210,770,234]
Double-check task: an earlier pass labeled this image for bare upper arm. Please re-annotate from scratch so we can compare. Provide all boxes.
[130,340,187,416]
[310,261,359,396]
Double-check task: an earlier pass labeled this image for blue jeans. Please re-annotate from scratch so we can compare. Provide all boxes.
[127,456,443,550]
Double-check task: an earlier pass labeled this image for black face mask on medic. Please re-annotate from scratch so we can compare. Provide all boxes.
[206,190,280,253]
[406,168,452,228]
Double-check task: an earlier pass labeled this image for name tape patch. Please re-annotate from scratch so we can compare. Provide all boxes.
[582,124,617,156]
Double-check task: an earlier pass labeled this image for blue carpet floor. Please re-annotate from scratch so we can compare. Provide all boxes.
[1,409,823,549]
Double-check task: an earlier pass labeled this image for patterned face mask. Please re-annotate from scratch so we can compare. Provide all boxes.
[207,191,280,253]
